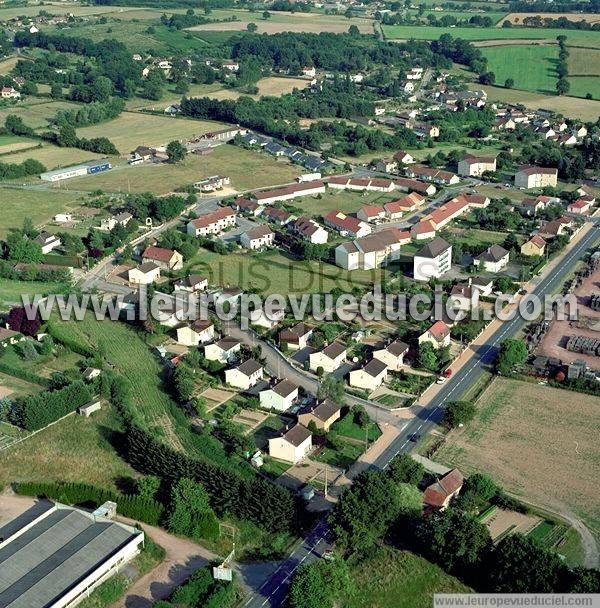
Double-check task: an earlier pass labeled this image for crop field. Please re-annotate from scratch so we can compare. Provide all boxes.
[0,134,38,155]
[569,76,600,100]
[0,56,20,74]
[67,145,302,194]
[434,378,600,534]
[407,9,507,23]
[569,47,600,76]
[499,12,600,25]
[382,25,600,47]
[0,406,135,490]
[0,186,85,236]
[344,547,471,607]
[187,11,374,34]
[3,143,106,174]
[478,84,600,121]
[0,3,132,19]
[187,248,386,295]
[76,112,230,154]
[481,44,558,94]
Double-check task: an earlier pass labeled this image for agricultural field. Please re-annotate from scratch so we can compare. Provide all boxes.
[407,9,507,23]
[187,11,375,35]
[67,145,302,194]
[434,377,600,535]
[0,187,85,237]
[187,247,386,295]
[0,278,71,307]
[0,134,38,155]
[382,25,600,47]
[343,547,471,607]
[0,55,20,74]
[0,406,135,490]
[568,76,600,100]
[478,84,600,121]
[568,47,600,76]
[0,3,133,19]
[76,112,230,154]
[3,143,106,173]
[499,12,600,25]
[481,44,559,94]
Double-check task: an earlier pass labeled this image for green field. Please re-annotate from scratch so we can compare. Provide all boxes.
[568,47,600,76]
[568,76,600,100]
[187,247,386,295]
[0,99,82,130]
[481,45,558,94]
[383,25,600,47]
[344,547,471,607]
[67,145,302,194]
[0,278,71,306]
[0,187,84,237]
[407,9,507,23]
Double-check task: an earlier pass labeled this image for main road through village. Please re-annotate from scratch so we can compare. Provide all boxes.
[240,221,600,608]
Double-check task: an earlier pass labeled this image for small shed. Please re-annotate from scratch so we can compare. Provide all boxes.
[78,400,102,418]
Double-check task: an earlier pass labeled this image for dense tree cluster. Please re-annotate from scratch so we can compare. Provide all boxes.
[0,158,46,182]
[53,98,125,128]
[123,192,192,222]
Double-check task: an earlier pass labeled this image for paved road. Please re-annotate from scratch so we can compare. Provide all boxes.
[240,221,600,607]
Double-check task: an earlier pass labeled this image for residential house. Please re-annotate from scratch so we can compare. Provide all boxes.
[405,165,459,185]
[348,358,388,391]
[324,211,371,238]
[411,220,437,241]
[301,66,316,78]
[394,178,436,196]
[412,124,440,139]
[187,207,237,236]
[173,274,208,293]
[457,154,497,177]
[128,262,160,285]
[423,469,464,510]
[374,159,398,173]
[292,217,329,244]
[54,213,73,223]
[268,424,312,464]
[222,60,239,72]
[419,320,451,350]
[259,379,299,412]
[449,283,477,312]
[297,399,342,432]
[568,198,592,214]
[233,198,262,217]
[413,237,452,281]
[244,307,285,330]
[240,224,275,250]
[557,133,578,147]
[470,276,494,296]
[473,244,509,272]
[521,234,546,257]
[357,204,386,223]
[252,181,325,205]
[225,359,263,390]
[393,151,416,165]
[204,336,241,363]
[514,165,558,189]
[335,228,409,270]
[142,246,183,271]
[279,322,313,351]
[34,231,61,254]
[210,287,243,308]
[373,339,409,371]
[262,207,292,226]
[538,216,573,240]
[1,86,20,99]
[194,175,230,192]
[176,319,215,346]
[309,342,347,373]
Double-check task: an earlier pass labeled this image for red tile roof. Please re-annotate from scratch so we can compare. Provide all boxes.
[143,246,177,263]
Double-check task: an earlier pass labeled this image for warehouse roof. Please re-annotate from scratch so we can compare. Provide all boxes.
[0,503,142,608]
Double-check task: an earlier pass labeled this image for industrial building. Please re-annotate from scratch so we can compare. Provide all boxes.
[40,160,112,182]
[0,501,144,608]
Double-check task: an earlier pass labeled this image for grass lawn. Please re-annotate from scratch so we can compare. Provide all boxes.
[313,440,363,469]
[343,546,471,607]
[332,411,381,442]
[66,145,302,194]
[434,377,600,540]
[0,406,136,490]
[0,186,85,237]
[568,76,600,100]
[187,247,386,295]
[481,44,558,94]
[0,372,43,399]
[382,25,600,47]
[0,55,20,74]
[294,190,397,218]
[76,111,230,154]
[0,278,71,306]
[477,84,600,121]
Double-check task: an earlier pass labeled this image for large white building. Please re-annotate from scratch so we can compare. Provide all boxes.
[335,228,410,270]
[514,165,558,189]
[0,501,144,608]
[457,154,497,177]
[413,237,452,281]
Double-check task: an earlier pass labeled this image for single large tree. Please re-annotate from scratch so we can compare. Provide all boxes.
[166,140,187,163]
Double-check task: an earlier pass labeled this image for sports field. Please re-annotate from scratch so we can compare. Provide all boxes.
[383,25,600,47]
[66,145,302,194]
[435,378,600,535]
[481,44,558,94]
